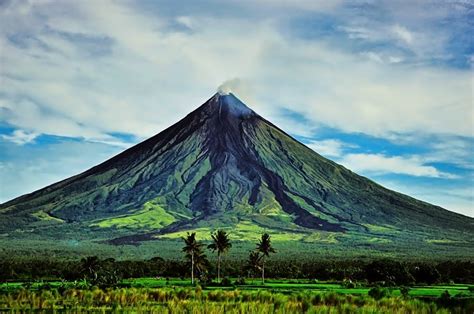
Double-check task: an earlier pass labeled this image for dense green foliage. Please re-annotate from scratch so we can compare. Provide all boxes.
[1,257,473,286]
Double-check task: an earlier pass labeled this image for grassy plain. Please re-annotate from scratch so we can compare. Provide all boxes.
[0,278,473,313]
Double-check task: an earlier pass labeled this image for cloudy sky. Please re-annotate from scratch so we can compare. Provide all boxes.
[0,0,472,217]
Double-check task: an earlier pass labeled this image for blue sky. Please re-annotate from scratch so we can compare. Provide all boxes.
[0,0,472,217]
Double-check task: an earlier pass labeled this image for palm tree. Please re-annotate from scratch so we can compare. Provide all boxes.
[208,229,232,283]
[193,248,210,281]
[182,232,204,284]
[256,233,276,284]
[80,256,100,282]
[245,251,262,279]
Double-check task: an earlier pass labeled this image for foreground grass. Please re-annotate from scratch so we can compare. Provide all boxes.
[1,278,473,313]
[1,286,472,313]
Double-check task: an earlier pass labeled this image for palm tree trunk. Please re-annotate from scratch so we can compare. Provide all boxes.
[262,257,265,284]
[191,251,194,285]
[218,253,221,283]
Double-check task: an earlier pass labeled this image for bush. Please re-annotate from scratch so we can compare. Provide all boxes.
[400,286,410,298]
[365,260,414,286]
[301,299,311,312]
[221,277,232,286]
[342,279,355,288]
[412,264,440,284]
[368,286,390,300]
[440,290,450,300]
[311,294,322,305]
[234,277,246,285]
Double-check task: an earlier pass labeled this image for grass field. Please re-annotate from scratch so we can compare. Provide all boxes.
[0,278,473,313]
[2,278,473,298]
[124,278,474,297]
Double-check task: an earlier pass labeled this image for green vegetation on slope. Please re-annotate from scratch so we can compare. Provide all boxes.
[91,200,176,230]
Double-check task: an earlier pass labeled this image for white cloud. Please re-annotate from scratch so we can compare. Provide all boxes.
[378,179,473,218]
[426,138,474,170]
[0,0,471,217]
[391,24,413,44]
[306,139,352,158]
[339,153,457,178]
[388,56,403,64]
[362,51,384,63]
[1,130,38,145]
[175,16,194,30]
[237,0,343,12]
[0,0,471,142]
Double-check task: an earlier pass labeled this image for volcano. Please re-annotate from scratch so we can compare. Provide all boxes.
[0,92,472,252]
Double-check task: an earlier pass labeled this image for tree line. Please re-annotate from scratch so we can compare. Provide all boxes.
[1,238,473,287]
[182,230,276,285]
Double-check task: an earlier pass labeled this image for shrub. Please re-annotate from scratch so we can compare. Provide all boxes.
[342,278,355,288]
[353,295,367,307]
[195,284,203,296]
[322,292,341,306]
[234,277,246,285]
[301,299,311,312]
[221,277,232,286]
[399,286,410,298]
[365,260,414,286]
[368,286,390,300]
[440,290,450,300]
[311,294,322,305]
[438,290,452,307]
[412,264,440,284]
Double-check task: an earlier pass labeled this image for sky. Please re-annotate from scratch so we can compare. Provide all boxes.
[0,0,472,217]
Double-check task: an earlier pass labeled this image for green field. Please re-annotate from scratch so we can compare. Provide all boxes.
[122,277,473,297]
[2,277,472,298]
[0,278,473,313]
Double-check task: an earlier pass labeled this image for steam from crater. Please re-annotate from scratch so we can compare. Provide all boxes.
[216,78,260,112]
[217,78,245,96]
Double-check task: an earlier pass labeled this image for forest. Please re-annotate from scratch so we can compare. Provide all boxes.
[1,232,473,312]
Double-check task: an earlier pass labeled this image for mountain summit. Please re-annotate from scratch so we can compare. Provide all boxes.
[1,93,472,250]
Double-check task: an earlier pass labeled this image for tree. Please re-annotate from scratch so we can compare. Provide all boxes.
[80,256,100,282]
[208,229,232,283]
[365,259,414,286]
[255,233,276,284]
[245,251,262,278]
[182,232,205,284]
[79,256,121,287]
[193,248,210,282]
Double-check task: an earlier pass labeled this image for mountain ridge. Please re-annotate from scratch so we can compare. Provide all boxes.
[1,93,472,251]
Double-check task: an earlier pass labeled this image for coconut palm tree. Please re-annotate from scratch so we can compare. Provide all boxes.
[182,232,204,284]
[245,251,262,279]
[208,229,232,283]
[80,256,100,282]
[256,233,276,284]
[193,248,210,281]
